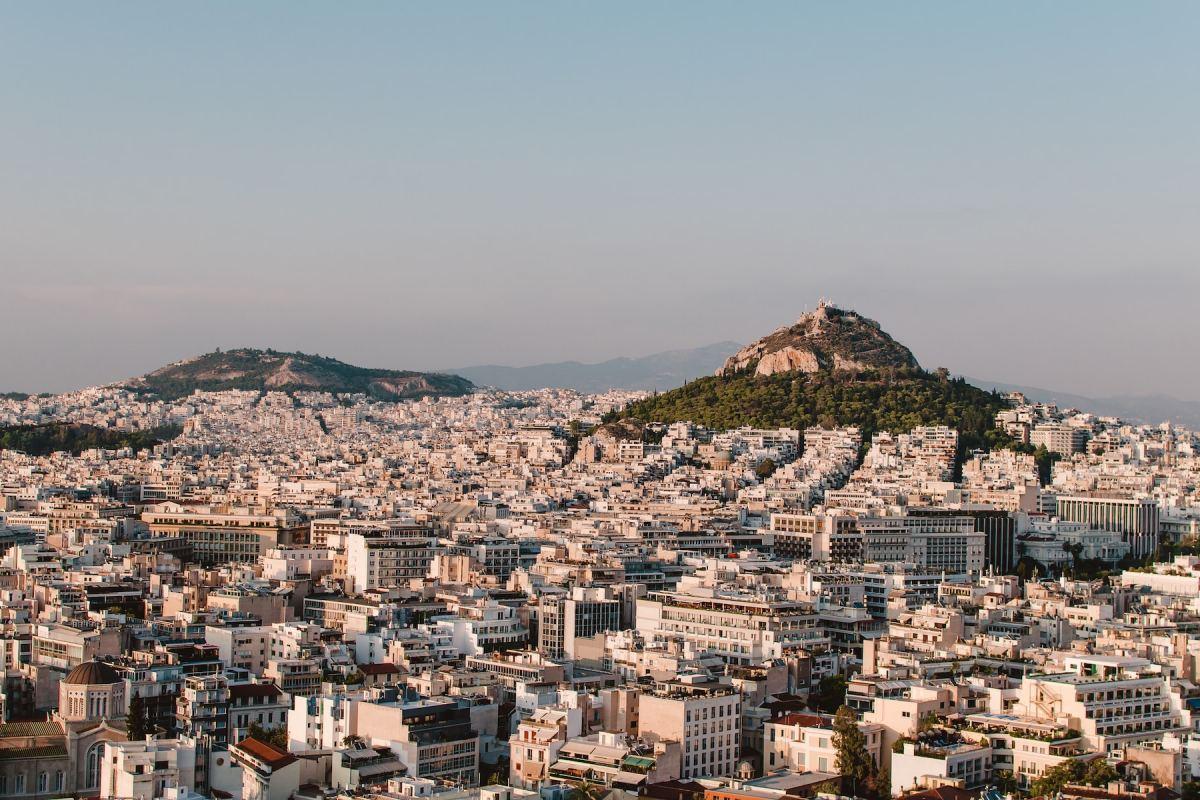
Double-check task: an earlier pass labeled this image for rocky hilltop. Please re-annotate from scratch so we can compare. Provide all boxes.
[125,349,474,401]
[621,302,1010,454]
[719,301,919,377]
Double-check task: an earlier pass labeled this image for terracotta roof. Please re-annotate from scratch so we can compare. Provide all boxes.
[0,720,65,738]
[359,662,401,675]
[774,712,827,728]
[234,736,297,770]
[229,683,283,700]
[901,787,977,800]
[0,745,69,760]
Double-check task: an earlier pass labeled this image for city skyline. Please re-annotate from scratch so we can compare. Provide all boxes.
[4,6,1200,796]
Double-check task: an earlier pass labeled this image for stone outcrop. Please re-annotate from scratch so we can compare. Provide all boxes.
[718,301,919,378]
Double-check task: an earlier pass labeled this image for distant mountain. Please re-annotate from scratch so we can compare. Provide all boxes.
[964,377,1200,429]
[719,301,919,376]
[125,348,473,401]
[450,341,741,393]
[622,303,1010,452]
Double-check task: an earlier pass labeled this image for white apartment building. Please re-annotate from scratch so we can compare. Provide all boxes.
[431,601,528,657]
[100,736,199,800]
[639,676,741,780]
[763,711,884,775]
[1014,656,1184,756]
[858,516,986,574]
[891,736,993,795]
[510,707,583,789]
[636,587,821,665]
[961,712,1096,790]
[345,526,441,593]
[1032,423,1089,456]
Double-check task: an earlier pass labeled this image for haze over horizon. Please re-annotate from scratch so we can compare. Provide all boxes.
[4,3,1198,398]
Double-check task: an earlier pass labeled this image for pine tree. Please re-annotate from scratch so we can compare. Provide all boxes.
[833,706,879,799]
[126,693,147,740]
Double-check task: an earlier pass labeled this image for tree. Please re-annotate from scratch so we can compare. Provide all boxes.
[126,692,148,740]
[833,706,880,799]
[1083,759,1119,787]
[868,763,891,800]
[1029,758,1118,796]
[1032,444,1061,486]
[569,779,604,800]
[993,769,1019,794]
[811,675,848,714]
[248,722,289,750]
[755,458,777,479]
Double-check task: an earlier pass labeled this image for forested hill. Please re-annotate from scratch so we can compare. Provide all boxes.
[619,368,1013,453]
[0,423,182,456]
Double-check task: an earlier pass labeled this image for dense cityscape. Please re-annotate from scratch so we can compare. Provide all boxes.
[0,304,1198,800]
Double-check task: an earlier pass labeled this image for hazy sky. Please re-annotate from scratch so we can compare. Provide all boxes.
[3,3,1198,397]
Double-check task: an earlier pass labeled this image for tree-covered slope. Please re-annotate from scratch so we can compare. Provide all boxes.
[127,348,473,401]
[0,423,181,456]
[620,368,1012,452]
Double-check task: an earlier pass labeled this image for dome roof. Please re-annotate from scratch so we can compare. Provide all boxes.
[64,659,121,686]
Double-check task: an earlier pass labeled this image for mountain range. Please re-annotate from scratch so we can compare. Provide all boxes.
[448,341,741,393]
[963,378,1200,430]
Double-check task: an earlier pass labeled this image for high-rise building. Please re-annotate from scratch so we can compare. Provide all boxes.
[639,676,741,780]
[345,525,440,593]
[538,587,621,660]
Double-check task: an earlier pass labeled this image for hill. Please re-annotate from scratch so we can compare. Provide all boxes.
[0,423,181,456]
[621,304,1011,453]
[125,349,474,401]
[719,301,918,376]
[451,342,741,392]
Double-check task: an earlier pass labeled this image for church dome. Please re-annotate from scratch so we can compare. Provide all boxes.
[64,659,121,686]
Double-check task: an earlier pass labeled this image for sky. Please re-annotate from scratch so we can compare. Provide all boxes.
[2,3,1198,397]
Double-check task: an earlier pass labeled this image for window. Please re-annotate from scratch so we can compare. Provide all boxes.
[85,743,105,789]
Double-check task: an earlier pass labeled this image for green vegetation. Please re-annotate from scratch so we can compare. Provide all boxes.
[567,778,605,800]
[130,348,473,401]
[833,705,887,800]
[755,457,777,479]
[810,674,848,714]
[1029,757,1119,796]
[322,669,364,685]
[247,722,289,750]
[620,368,1012,456]
[0,423,181,456]
[126,693,150,740]
[993,770,1019,793]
